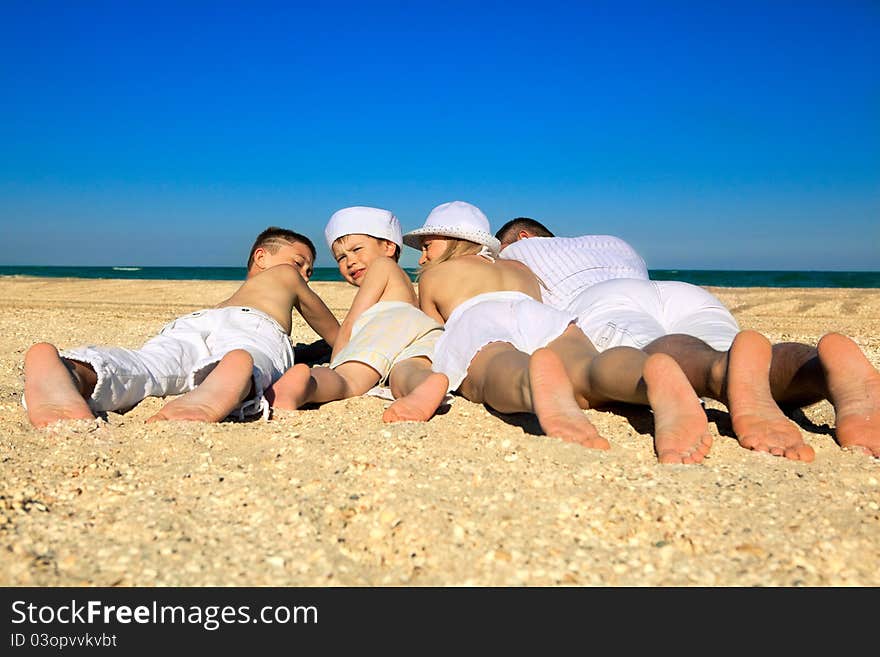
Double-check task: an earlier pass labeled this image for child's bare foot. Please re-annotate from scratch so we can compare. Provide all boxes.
[529,348,609,450]
[264,363,315,411]
[727,330,814,461]
[818,333,880,457]
[147,350,254,423]
[383,373,449,422]
[644,353,712,464]
[23,343,95,427]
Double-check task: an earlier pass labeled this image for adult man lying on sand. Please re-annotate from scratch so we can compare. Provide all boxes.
[496,217,880,460]
[23,227,340,426]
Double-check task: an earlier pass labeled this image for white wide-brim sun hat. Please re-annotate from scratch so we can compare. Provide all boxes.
[402,201,501,254]
[324,206,403,251]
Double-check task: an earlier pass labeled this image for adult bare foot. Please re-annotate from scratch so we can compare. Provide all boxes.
[23,343,95,427]
[264,363,315,411]
[146,350,253,423]
[383,373,449,422]
[529,348,609,450]
[644,353,712,464]
[727,331,814,461]
[818,333,880,457]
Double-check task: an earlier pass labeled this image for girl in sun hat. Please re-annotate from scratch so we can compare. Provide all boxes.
[402,200,501,263]
[383,200,714,464]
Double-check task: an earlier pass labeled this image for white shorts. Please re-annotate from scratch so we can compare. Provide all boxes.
[570,279,739,352]
[61,306,295,420]
[330,301,443,385]
[432,291,576,392]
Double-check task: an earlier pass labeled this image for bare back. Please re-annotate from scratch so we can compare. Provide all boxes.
[418,255,542,323]
[216,264,338,342]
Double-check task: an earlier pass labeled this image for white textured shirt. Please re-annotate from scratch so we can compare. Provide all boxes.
[499,235,650,309]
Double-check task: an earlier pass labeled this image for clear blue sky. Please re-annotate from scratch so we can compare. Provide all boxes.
[1,1,877,270]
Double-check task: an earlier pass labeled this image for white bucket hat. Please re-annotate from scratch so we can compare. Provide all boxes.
[324,206,402,250]
[402,201,501,254]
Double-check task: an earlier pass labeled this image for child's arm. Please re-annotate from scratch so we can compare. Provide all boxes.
[332,257,397,359]
[292,280,340,347]
[414,267,445,325]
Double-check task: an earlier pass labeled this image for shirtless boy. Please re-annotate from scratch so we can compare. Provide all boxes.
[265,206,443,410]
[23,227,340,426]
[385,201,714,464]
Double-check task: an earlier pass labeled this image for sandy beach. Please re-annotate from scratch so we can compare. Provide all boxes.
[1,276,878,587]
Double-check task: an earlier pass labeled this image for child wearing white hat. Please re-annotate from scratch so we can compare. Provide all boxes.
[265,206,444,410]
[386,201,714,464]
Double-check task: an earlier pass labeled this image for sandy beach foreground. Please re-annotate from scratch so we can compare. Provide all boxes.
[1,277,878,586]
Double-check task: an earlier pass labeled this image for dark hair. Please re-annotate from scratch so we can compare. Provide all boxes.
[494,217,555,245]
[247,227,317,270]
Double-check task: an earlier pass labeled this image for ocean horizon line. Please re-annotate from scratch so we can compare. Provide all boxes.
[1,265,879,288]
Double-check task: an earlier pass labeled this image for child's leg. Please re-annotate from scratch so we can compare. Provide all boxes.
[383,357,449,422]
[527,347,609,449]
[146,349,255,423]
[461,341,608,449]
[265,363,316,410]
[23,343,96,427]
[268,361,381,410]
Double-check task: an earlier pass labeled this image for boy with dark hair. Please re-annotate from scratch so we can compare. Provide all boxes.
[23,227,339,426]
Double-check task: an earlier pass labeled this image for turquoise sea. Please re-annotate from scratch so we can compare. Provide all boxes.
[1,266,879,288]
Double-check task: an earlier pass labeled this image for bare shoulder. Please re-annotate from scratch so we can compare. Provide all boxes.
[362,256,410,284]
[245,263,307,295]
[265,263,306,284]
[416,262,449,288]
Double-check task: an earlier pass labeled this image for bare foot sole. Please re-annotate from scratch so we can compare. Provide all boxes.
[383,373,449,422]
[146,350,254,423]
[727,331,814,461]
[644,353,712,464]
[23,343,95,427]
[819,333,880,457]
[529,348,609,450]
[265,363,314,411]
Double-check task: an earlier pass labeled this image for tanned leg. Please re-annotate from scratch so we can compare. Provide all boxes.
[726,331,814,461]
[528,348,609,450]
[147,349,254,423]
[383,358,448,422]
[383,372,450,423]
[643,353,713,464]
[23,343,95,427]
[265,363,316,410]
[817,333,880,456]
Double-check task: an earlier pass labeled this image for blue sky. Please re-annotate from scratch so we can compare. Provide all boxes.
[1,1,877,270]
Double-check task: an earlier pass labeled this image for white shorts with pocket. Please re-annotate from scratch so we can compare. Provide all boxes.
[61,306,294,419]
[569,279,739,352]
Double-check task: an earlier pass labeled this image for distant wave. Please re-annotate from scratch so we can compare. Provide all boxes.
[112,267,142,271]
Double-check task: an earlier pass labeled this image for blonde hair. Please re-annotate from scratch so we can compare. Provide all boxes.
[416,237,483,279]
